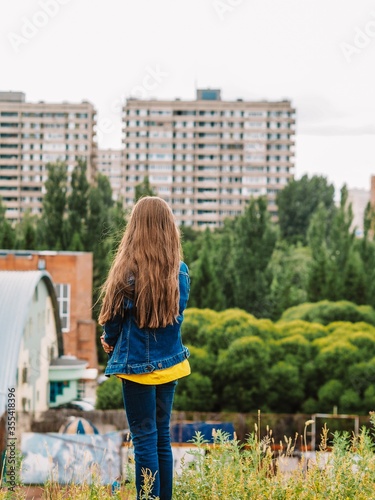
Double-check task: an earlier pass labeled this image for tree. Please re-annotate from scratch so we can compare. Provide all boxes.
[217,336,271,412]
[231,197,278,317]
[0,197,15,248]
[96,376,123,409]
[281,300,375,326]
[174,372,217,411]
[357,202,375,308]
[326,185,356,299]
[14,210,37,249]
[266,361,304,413]
[277,174,336,245]
[213,219,237,309]
[307,202,332,301]
[134,176,156,202]
[39,161,68,249]
[189,229,224,310]
[85,174,114,251]
[180,226,202,265]
[67,158,89,249]
[317,379,344,413]
[267,243,311,320]
[307,186,365,304]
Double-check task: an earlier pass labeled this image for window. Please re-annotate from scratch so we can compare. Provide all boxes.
[55,283,70,331]
[50,380,70,403]
[22,366,28,384]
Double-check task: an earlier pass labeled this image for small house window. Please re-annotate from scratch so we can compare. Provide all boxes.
[55,283,71,332]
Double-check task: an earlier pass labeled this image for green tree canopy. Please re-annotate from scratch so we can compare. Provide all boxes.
[281,300,375,326]
[0,197,16,248]
[134,176,156,202]
[267,243,311,320]
[217,335,271,412]
[67,158,90,248]
[39,161,68,249]
[231,197,278,317]
[96,376,123,410]
[277,174,336,245]
[189,229,224,310]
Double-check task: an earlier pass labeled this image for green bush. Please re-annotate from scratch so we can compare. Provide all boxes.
[217,336,270,412]
[174,372,217,411]
[314,340,360,381]
[181,308,218,345]
[317,379,344,412]
[95,305,375,414]
[275,319,327,341]
[281,300,375,325]
[267,361,304,413]
[204,309,259,355]
[339,388,362,413]
[96,375,123,410]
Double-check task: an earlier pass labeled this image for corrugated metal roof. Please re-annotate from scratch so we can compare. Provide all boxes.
[0,271,63,415]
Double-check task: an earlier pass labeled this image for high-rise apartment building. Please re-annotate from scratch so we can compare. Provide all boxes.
[123,89,295,228]
[97,148,124,202]
[0,91,97,222]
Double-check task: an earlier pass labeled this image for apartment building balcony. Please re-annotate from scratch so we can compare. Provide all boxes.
[0,188,20,198]
[195,189,218,198]
[194,125,223,134]
[0,137,21,146]
[195,212,221,221]
[194,135,221,143]
[0,127,20,136]
[0,118,19,126]
[5,209,21,220]
[0,166,20,175]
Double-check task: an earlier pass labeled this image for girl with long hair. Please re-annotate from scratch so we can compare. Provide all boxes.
[99,196,190,500]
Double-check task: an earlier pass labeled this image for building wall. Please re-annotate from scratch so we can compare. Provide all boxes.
[0,251,98,368]
[0,91,97,222]
[16,281,58,413]
[97,148,124,201]
[122,90,295,228]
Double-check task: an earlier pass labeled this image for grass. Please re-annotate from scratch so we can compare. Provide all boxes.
[1,413,375,499]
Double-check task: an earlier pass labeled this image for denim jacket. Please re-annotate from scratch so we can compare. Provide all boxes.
[103,261,190,376]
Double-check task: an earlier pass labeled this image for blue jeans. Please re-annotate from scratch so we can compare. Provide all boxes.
[122,380,177,500]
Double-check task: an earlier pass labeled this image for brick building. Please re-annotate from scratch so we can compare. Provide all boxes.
[0,250,97,368]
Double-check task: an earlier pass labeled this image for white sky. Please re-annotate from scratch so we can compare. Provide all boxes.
[1,0,374,193]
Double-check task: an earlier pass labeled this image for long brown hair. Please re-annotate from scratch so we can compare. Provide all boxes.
[98,196,182,328]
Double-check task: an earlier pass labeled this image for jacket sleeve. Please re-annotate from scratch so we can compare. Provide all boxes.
[103,313,123,346]
[179,262,190,314]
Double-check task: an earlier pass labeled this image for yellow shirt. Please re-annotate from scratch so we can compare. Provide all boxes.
[116,359,191,385]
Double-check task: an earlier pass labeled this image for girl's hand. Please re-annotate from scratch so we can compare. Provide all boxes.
[100,335,114,354]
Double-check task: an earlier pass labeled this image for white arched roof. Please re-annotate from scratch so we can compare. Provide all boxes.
[0,270,63,414]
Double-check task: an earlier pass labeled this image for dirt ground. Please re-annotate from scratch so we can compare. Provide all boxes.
[13,486,43,499]
[12,485,132,499]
